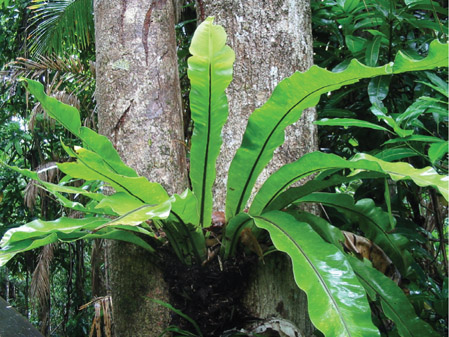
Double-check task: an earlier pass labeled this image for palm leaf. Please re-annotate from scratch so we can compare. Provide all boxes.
[30,243,54,313]
[28,0,94,55]
[10,54,94,94]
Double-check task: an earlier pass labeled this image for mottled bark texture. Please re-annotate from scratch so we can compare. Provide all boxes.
[94,0,188,336]
[200,0,318,209]
[200,1,317,334]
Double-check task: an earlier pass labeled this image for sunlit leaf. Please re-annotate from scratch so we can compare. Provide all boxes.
[188,17,235,227]
[226,40,448,219]
[253,211,380,337]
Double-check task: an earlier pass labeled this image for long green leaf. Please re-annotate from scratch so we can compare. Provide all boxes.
[58,146,169,205]
[188,17,235,227]
[0,217,108,245]
[221,212,253,259]
[0,234,58,267]
[165,190,206,264]
[353,153,448,199]
[373,147,419,162]
[428,141,448,163]
[0,227,156,267]
[290,211,346,249]
[296,193,409,273]
[348,256,440,337]
[1,163,114,215]
[0,217,107,266]
[365,35,382,66]
[94,200,171,230]
[253,211,380,337]
[94,192,146,215]
[368,75,391,106]
[23,79,138,178]
[4,162,102,202]
[383,134,446,145]
[250,151,448,215]
[226,40,448,219]
[265,172,384,212]
[315,118,392,132]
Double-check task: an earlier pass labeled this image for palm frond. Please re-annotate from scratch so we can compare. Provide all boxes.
[24,162,60,209]
[28,0,94,55]
[31,243,55,310]
[6,53,94,95]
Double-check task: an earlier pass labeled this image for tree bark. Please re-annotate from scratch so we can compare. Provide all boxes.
[200,0,318,209]
[200,1,317,334]
[94,0,188,335]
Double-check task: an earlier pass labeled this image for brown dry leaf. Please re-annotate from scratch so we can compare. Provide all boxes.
[342,231,401,283]
[24,162,59,210]
[81,296,113,337]
[240,228,264,262]
[211,211,226,227]
[31,244,55,310]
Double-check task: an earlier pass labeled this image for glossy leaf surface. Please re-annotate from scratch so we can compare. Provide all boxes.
[188,17,235,226]
[296,193,408,273]
[23,79,137,177]
[58,146,169,205]
[315,118,391,132]
[253,211,379,337]
[0,218,156,266]
[250,151,448,216]
[353,153,448,200]
[290,212,345,249]
[94,200,171,230]
[349,256,440,337]
[265,171,383,213]
[226,40,447,219]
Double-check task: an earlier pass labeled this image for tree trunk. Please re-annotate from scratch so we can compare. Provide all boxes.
[200,1,317,334]
[94,0,188,335]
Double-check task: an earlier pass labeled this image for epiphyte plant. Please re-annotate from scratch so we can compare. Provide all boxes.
[1,17,448,336]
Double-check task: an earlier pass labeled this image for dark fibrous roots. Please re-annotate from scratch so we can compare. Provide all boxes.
[162,252,257,336]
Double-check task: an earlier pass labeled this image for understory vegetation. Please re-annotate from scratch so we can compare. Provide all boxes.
[0,0,447,336]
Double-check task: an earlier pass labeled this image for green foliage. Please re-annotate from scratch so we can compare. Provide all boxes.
[312,1,448,334]
[0,1,96,334]
[253,211,380,337]
[348,256,440,337]
[1,16,448,337]
[27,0,94,56]
[188,17,235,227]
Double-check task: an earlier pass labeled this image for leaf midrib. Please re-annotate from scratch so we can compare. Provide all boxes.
[255,214,352,337]
[233,75,370,216]
[300,196,403,267]
[199,63,213,226]
[355,271,415,337]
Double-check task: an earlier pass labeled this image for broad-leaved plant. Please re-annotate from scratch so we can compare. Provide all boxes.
[1,17,447,336]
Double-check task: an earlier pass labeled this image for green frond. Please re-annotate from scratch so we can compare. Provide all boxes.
[28,0,94,55]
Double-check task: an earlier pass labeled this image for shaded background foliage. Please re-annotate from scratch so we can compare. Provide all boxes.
[0,0,447,336]
[311,0,448,334]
